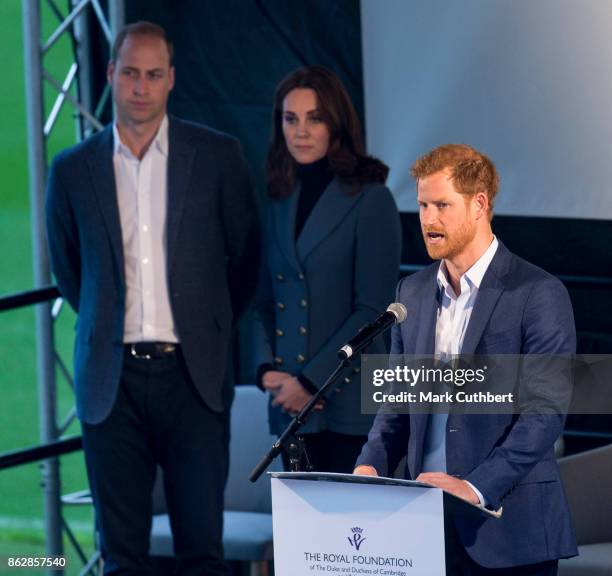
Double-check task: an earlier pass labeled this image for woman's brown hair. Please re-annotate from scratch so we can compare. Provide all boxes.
[266,66,389,198]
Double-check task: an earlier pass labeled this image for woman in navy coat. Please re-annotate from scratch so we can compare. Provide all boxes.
[254,66,402,472]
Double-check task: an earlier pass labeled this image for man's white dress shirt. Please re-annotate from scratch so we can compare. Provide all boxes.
[421,236,499,505]
[113,115,178,344]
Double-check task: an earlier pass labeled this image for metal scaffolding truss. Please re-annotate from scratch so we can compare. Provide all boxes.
[21,1,124,573]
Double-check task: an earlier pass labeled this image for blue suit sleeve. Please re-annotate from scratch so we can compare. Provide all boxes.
[355,278,411,476]
[465,276,576,509]
[220,139,261,322]
[251,212,276,374]
[45,156,81,312]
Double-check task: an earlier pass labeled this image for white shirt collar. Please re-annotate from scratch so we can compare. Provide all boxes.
[437,236,499,295]
[112,115,169,158]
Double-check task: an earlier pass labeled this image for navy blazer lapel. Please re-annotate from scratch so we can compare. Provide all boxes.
[88,126,125,286]
[461,241,512,354]
[413,267,439,355]
[166,118,195,272]
[408,267,438,477]
[272,184,302,273]
[296,178,360,262]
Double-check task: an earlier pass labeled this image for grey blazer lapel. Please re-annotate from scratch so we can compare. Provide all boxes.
[296,178,360,262]
[166,119,195,272]
[272,184,302,273]
[460,242,511,354]
[88,126,125,286]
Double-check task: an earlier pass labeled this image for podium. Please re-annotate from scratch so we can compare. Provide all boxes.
[271,472,499,576]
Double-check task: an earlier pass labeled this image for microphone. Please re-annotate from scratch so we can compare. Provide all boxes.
[338,303,407,360]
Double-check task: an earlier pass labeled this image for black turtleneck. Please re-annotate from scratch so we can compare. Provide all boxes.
[294,157,334,240]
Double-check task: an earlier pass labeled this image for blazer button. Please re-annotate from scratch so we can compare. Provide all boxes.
[299,299,308,308]
[296,354,305,363]
[276,328,284,337]
[344,377,351,384]
[353,366,361,373]
[298,272,305,280]
[276,273,285,281]
[274,357,283,366]
[276,302,286,310]
[298,326,307,335]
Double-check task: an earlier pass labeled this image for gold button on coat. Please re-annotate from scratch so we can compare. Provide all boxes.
[274,357,283,365]
[276,328,284,337]
[299,299,307,308]
[276,302,286,310]
[298,326,307,335]
[297,354,305,363]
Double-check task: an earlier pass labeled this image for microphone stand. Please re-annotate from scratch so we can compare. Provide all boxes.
[249,356,352,482]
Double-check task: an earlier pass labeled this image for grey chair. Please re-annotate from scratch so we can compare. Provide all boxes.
[558,443,612,576]
[150,385,280,575]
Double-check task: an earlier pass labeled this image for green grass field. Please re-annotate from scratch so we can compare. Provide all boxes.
[0,2,97,572]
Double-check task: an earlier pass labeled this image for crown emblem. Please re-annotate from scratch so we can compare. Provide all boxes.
[351,527,363,534]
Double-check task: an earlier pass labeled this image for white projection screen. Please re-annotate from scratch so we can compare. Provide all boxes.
[361,0,612,219]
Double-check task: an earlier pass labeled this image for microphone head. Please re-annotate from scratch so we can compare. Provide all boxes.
[386,302,407,324]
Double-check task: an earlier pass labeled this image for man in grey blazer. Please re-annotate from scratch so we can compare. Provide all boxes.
[45,22,260,575]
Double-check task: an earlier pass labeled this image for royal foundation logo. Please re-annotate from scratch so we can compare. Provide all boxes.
[347,526,366,550]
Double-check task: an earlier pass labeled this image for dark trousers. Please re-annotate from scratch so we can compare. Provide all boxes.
[282,430,368,473]
[444,517,558,576]
[82,350,230,576]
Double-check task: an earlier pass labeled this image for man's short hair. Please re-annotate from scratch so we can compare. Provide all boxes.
[110,21,174,65]
[411,144,499,217]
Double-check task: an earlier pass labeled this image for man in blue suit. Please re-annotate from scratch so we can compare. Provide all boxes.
[45,22,260,575]
[355,144,576,574]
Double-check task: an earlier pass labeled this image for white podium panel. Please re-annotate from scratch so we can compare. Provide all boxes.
[271,474,446,575]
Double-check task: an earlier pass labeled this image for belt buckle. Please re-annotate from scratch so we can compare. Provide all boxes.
[160,343,176,355]
[130,343,151,360]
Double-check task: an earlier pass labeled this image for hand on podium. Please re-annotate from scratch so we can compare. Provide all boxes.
[353,465,378,476]
[416,472,480,505]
